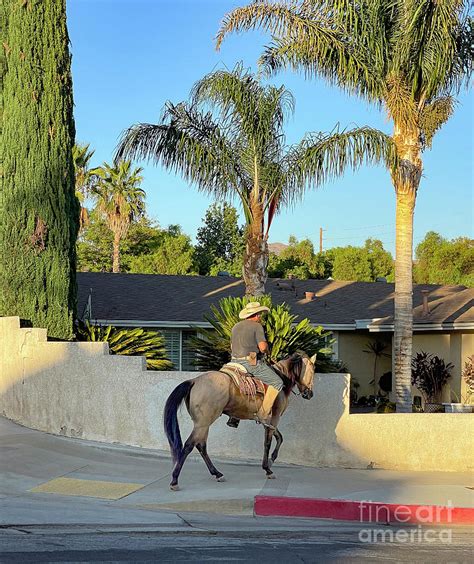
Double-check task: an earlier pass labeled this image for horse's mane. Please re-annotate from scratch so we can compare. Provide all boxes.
[272,351,307,392]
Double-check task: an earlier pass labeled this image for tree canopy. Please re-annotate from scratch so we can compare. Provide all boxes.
[77,214,196,275]
[194,203,245,276]
[0,0,78,339]
[414,231,473,286]
[269,236,394,282]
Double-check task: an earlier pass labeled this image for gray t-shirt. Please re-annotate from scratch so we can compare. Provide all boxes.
[231,320,266,358]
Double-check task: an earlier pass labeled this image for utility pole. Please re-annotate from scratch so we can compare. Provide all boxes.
[319,227,324,253]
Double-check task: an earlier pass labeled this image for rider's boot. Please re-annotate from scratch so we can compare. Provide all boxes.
[255,385,280,430]
[226,417,240,428]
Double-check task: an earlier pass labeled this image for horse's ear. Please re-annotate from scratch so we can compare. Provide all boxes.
[310,354,317,364]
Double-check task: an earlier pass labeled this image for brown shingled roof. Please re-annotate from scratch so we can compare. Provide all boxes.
[77,272,474,329]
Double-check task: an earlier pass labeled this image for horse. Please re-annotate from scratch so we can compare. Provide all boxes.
[163,351,315,490]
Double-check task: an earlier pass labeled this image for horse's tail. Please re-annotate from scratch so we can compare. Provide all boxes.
[163,380,194,463]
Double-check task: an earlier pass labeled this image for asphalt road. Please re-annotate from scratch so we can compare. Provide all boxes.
[1,525,472,563]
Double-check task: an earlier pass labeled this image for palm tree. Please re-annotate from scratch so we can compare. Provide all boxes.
[91,160,145,273]
[363,340,391,396]
[115,65,395,295]
[73,143,95,230]
[216,1,472,411]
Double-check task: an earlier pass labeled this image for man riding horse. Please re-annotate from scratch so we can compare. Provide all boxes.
[227,302,284,430]
[163,303,316,490]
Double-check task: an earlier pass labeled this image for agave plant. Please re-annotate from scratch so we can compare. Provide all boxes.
[76,321,173,371]
[189,295,340,372]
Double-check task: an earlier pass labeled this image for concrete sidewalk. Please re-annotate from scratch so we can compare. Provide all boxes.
[1,416,472,529]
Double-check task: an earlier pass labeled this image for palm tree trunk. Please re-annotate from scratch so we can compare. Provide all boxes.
[243,203,268,296]
[373,357,378,396]
[112,230,121,273]
[79,206,89,232]
[392,125,422,413]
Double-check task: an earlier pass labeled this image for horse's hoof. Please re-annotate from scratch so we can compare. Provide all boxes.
[216,475,226,482]
[267,473,276,480]
[170,484,180,491]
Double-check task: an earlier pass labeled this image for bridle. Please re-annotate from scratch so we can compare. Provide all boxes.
[273,353,315,399]
[294,356,314,399]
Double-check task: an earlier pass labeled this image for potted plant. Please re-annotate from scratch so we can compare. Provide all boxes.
[444,356,474,413]
[411,352,453,412]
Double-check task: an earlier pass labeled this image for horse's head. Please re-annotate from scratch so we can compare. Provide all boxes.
[291,351,316,400]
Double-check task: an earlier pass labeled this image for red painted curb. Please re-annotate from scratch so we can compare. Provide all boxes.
[254,495,474,525]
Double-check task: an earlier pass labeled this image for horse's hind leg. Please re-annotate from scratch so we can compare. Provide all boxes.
[170,426,224,490]
[195,430,224,482]
[170,372,228,490]
[170,434,195,491]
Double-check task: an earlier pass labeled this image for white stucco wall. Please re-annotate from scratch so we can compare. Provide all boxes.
[0,317,472,471]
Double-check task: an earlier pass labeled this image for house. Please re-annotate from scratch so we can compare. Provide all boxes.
[77,272,474,399]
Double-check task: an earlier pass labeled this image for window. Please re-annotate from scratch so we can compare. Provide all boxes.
[320,331,338,358]
[160,329,180,369]
[159,328,199,371]
[182,331,199,371]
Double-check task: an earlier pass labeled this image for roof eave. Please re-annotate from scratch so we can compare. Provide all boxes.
[366,322,474,332]
[91,319,474,332]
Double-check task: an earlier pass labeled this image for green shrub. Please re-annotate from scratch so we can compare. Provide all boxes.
[189,295,341,372]
[411,351,453,403]
[76,321,173,370]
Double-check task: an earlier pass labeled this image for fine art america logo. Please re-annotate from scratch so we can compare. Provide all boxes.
[358,500,454,544]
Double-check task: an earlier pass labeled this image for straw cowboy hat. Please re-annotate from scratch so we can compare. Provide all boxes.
[239,302,270,320]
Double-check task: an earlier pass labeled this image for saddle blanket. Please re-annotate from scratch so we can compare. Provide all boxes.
[219,362,267,397]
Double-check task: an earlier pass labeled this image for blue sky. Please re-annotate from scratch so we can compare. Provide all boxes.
[68,0,473,254]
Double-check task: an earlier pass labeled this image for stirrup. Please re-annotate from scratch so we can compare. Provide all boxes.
[227,417,240,428]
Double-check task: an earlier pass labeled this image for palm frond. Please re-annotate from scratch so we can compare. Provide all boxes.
[393,0,472,99]
[115,103,250,208]
[218,1,386,102]
[218,0,471,118]
[76,321,173,370]
[91,160,146,236]
[284,126,397,202]
[191,64,293,160]
[216,0,339,52]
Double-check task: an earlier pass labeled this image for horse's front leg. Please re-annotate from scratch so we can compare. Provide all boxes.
[270,428,283,464]
[263,411,282,478]
[262,426,276,478]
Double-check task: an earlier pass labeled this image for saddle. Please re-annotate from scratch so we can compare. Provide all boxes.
[219,362,267,397]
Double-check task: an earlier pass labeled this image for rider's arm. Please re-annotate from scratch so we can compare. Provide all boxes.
[255,323,270,354]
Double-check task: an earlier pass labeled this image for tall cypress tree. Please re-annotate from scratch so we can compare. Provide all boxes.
[0,0,78,339]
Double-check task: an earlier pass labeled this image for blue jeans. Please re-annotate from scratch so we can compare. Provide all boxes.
[236,360,284,391]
